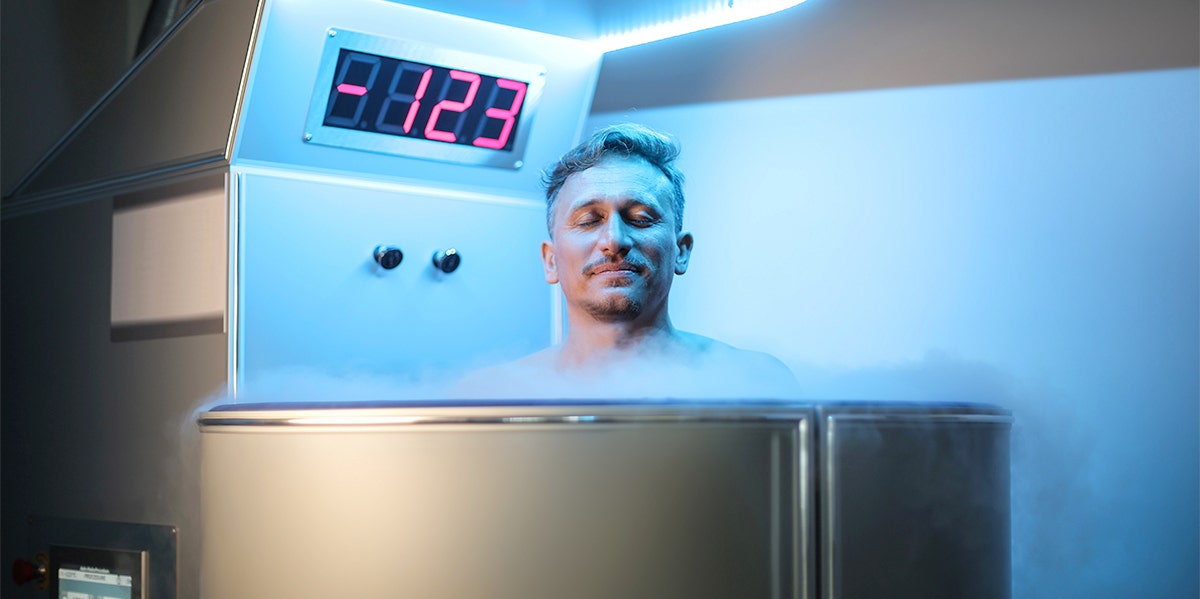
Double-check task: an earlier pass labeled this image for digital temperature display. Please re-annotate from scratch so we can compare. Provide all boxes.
[304,30,546,169]
[323,49,528,152]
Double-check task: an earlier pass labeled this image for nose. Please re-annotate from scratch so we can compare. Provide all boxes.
[597,215,632,257]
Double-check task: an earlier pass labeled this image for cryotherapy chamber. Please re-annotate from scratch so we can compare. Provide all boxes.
[200,400,1012,599]
[4,0,1012,597]
[199,3,1009,593]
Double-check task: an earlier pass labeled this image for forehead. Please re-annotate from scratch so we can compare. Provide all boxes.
[555,156,672,212]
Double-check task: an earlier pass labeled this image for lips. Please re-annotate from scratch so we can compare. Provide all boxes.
[586,261,645,277]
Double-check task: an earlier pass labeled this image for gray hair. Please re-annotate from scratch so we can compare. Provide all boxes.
[542,123,685,234]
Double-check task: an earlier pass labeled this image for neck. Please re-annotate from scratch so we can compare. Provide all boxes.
[555,308,683,369]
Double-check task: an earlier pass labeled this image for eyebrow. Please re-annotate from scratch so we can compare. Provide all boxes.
[565,199,603,214]
[566,195,661,214]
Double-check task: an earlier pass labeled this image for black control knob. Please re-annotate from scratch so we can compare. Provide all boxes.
[374,246,403,270]
[432,249,461,274]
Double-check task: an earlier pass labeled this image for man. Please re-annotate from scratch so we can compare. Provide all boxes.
[461,123,799,399]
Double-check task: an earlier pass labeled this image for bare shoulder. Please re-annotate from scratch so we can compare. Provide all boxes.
[678,331,784,365]
[676,332,801,395]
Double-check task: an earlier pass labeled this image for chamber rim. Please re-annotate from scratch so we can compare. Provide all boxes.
[197,399,1011,428]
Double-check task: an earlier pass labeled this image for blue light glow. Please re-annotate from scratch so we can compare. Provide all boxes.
[594,0,809,52]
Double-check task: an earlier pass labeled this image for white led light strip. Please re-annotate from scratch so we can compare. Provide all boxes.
[594,0,808,52]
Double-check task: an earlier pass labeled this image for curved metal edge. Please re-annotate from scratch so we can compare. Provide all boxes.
[825,413,1014,425]
[224,0,268,163]
[197,408,817,429]
[797,416,815,599]
[198,401,1015,428]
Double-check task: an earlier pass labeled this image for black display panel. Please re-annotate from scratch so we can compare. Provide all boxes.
[303,29,546,169]
[323,49,529,152]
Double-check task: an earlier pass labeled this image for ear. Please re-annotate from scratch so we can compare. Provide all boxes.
[541,240,559,284]
[674,231,694,275]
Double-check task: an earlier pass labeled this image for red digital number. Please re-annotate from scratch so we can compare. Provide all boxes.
[425,70,481,143]
[325,52,380,128]
[473,79,527,150]
[375,63,432,135]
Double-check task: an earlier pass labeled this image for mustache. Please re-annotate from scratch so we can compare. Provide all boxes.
[584,259,648,276]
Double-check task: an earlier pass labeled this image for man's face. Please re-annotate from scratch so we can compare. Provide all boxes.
[541,156,693,323]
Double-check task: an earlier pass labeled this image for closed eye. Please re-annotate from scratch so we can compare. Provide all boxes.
[572,212,602,227]
[626,209,660,227]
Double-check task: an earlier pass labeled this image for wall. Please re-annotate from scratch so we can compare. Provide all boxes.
[590,67,1200,597]
[1,194,228,599]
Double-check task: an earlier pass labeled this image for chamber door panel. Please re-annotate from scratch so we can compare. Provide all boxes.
[236,171,552,393]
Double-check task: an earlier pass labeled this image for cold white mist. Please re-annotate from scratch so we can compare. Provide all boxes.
[588,67,1199,597]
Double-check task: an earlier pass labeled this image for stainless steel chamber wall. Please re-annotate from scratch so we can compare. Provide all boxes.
[199,400,1011,599]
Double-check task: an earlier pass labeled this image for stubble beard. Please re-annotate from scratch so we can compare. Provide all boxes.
[581,294,643,322]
